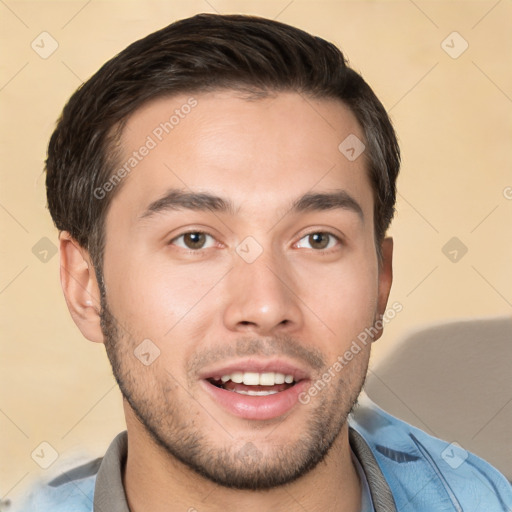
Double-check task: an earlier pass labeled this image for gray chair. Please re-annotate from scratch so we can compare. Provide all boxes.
[365,316,512,481]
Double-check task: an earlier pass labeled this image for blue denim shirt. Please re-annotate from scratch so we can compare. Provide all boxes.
[17,395,512,511]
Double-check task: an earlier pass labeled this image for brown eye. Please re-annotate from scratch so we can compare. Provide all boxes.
[184,232,206,249]
[172,232,215,250]
[296,232,339,250]
[308,233,330,249]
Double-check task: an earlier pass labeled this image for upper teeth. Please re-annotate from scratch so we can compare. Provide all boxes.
[219,372,294,386]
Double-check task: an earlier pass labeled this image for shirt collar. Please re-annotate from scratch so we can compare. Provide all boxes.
[93,431,129,512]
[349,427,397,512]
[93,429,395,512]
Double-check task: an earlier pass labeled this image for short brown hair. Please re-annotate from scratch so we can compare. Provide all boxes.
[46,13,400,271]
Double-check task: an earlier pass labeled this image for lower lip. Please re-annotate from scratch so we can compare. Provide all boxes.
[201,379,310,421]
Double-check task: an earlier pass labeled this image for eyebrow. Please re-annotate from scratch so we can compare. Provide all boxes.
[290,190,364,221]
[139,189,237,220]
[138,188,363,222]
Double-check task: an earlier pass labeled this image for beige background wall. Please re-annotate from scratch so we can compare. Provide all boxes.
[1,0,511,504]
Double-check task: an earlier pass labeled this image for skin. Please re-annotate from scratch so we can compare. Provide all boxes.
[60,90,393,512]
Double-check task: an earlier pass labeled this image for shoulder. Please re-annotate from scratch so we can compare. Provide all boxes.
[15,458,100,512]
[349,393,512,511]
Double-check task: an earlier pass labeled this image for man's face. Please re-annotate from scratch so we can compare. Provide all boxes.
[99,90,391,489]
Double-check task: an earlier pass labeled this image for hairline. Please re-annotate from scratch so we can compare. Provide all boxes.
[88,86,384,281]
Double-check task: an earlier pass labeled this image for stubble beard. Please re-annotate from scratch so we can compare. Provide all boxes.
[99,294,368,490]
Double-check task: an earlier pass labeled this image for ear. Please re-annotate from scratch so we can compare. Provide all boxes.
[59,231,104,343]
[372,237,393,342]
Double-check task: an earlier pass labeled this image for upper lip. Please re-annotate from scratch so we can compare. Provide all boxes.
[198,358,311,382]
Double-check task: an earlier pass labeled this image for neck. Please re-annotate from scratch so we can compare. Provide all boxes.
[123,412,362,512]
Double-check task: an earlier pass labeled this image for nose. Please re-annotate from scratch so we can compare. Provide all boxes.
[222,249,304,336]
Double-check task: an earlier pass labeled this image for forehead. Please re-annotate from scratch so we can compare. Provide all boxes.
[108,89,373,225]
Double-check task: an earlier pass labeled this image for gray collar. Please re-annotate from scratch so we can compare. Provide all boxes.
[93,431,129,512]
[93,429,395,511]
[349,428,397,512]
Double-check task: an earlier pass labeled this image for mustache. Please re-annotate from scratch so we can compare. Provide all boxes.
[188,335,326,376]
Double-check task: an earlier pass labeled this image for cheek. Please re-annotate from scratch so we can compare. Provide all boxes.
[104,251,225,342]
[295,255,379,343]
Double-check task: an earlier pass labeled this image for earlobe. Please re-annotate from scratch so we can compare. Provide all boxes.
[59,232,104,343]
[373,237,394,342]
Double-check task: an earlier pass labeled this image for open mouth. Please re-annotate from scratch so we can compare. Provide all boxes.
[200,365,310,420]
[207,371,297,396]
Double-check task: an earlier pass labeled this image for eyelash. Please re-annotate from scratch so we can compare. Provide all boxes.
[170,230,218,251]
[169,230,342,252]
[294,232,341,251]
